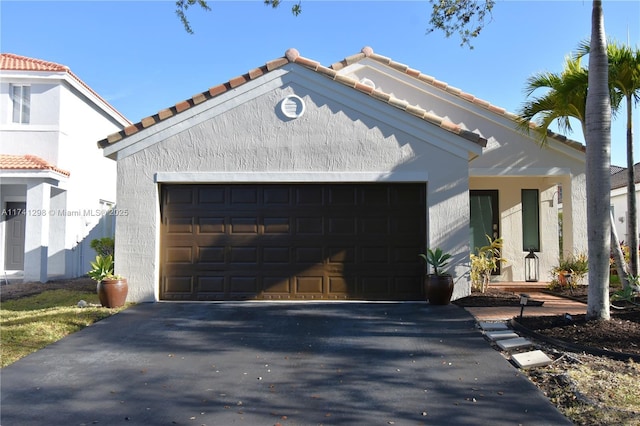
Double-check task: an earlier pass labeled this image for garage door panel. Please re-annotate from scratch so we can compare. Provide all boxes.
[198,276,225,293]
[296,186,324,205]
[161,183,425,301]
[198,217,225,234]
[163,276,194,298]
[361,276,390,296]
[329,217,356,234]
[231,218,258,234]
[229,276,258,294]
[361,246,390,263]
[393,185,425,205]
[166,247,193,264]
[231,187,258,204]
[328,277,349,294]
[328,186,357,205]
[361,217,389,234]
[296,217,323,235]
[296,276,324,294]
[392,215,423,234]
[395,276,422,294]
[166,217,193,234]
[230,247,257,263]
[264,187,291,205]
[263,247,290,263]
[393,246,423,263]
[327,247,355,263]
[165,187,195,205]
[264,217,291,234]
[295,247,324,263]
[360,186,389,204]
[197,187,226,204]
[198,246,225,263]
[263,277,291,294]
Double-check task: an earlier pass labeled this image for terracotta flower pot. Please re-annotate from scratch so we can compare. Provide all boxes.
[97,278,128,308]
[424,274,454,305]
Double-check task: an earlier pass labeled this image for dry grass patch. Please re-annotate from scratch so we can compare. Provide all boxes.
[1,289,127,367]
[527,354,640,426]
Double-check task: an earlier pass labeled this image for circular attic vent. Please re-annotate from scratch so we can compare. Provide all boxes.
[359,78,375,89]
[280,95,306,119]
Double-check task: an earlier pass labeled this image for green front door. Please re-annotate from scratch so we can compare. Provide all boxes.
[470,190,500,274]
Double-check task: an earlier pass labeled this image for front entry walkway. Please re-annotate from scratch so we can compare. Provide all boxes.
[0,302,571,425]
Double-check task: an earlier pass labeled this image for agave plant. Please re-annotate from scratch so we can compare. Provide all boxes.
[419,248,452,276]
[88,255,116,282]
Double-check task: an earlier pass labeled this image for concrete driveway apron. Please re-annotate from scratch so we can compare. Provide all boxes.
[0,302,571,425]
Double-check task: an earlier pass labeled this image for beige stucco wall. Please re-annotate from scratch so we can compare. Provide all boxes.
[112,73,476,302]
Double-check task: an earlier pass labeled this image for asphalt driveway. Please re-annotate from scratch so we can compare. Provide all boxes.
[0,302,571,425]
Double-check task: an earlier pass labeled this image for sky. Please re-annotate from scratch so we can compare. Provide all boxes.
[1,0,638,166]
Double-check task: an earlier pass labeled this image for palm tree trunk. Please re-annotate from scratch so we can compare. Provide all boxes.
[611,210,629,286]
[626,94,638,277]
[585,0,611,321]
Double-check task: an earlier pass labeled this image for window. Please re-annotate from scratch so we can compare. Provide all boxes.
[11,84,30,124]
[522,189,540,251]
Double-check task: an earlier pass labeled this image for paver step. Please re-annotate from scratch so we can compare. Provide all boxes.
[485,330,520,341]
[511,350,553,368]
[478,321,509,331]
[496,337,534,351]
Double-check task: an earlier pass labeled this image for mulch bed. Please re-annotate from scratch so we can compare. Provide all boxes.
[455,286,640,357]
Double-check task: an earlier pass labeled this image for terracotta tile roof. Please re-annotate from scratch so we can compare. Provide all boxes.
[1,53,130,125]
[0,154,70,177]
[96,46,583,154]
[98,47,489,149]
[339,48,585,153]
[0,53,69,72]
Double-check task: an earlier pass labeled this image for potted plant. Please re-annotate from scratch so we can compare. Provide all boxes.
[550,252,588,291]
[419,247,454,305]
[88,254,128,308]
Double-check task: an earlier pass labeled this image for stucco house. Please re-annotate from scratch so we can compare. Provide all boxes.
[610,163,640,244]
[98,47,587,303]
[1,53,130,283]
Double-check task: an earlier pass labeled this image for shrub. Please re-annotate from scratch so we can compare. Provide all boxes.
[90,237,114,257]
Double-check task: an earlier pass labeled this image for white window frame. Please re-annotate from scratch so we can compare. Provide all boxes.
[11,84,30,124]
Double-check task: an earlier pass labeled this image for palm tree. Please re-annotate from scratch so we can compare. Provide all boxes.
[519,55,589,139]
[585,0,611,321]
[518,1,612,320]
[518,48,628,282]
[578,41,640,277]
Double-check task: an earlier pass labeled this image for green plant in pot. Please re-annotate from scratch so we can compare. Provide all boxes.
[419,247,454,305]
[88,254,128,308]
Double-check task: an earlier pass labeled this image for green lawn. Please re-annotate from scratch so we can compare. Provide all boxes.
[0,289,127,367]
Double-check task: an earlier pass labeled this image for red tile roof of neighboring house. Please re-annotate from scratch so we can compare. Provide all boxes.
[96,47,584,154]
[0,53,70,72]
[0,154,71,177]
[1,53,131,125]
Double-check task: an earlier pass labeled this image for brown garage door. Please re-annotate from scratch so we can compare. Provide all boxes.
[160,183,426,300]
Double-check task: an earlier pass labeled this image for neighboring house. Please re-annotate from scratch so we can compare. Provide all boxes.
[0,53,130,282]
[98,47,587,303]
[610,163,640,244]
